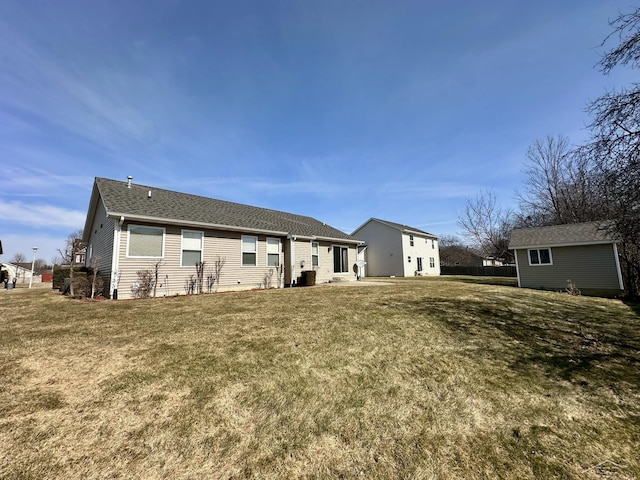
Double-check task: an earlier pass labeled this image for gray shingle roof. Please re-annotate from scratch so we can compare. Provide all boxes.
[358,218,438,238]
[509,222,614,249]
[95,177,360,243]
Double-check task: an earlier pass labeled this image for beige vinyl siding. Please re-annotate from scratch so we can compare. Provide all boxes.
[85,200,114,278]
[117,222,288,298]
[286,239,357,285]
[309,240,356,283]
[516,243,622,292]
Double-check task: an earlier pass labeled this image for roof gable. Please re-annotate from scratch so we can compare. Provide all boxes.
[509,222,614,249]
[353,217,438,238]
[92,177,360,243]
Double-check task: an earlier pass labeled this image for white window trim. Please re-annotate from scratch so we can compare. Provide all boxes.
[527,248,553,266]
[311,241,319,268]
[266,237,281,267]
[242,235,258,267]
[180,229,204,268]
[126,224,166,259]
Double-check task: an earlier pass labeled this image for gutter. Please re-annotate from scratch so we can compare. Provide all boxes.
[107,212,289,237]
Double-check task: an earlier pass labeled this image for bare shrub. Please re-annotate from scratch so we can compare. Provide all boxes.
[566,279,581,296]
[195,261,205,294]
[185,275,196,295]
[262,269,274,289]
[71,276,91,299]
[133,270,155,299]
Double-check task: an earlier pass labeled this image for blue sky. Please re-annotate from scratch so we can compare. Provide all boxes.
[0,0,635,263]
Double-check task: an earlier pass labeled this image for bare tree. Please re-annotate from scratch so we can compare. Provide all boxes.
[458,190,514,263]
[33,259,48,273]
[58,229,83,297]
[438,234,463,248]
[89,255,103,299]
[517,135,605,227]
[10,253,26,264]
[579,7,640,296]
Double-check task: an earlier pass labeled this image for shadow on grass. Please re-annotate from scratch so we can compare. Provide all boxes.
[439,275,519,287]
[624,299,640,318]
[408,296,640,391]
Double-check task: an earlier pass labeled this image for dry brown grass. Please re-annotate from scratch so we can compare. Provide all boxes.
[1,279,639,479]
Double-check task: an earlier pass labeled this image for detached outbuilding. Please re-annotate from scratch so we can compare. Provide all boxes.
[509,222,624,296]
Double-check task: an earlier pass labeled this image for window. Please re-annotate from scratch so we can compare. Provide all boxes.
[181,230,203,267]
[242,235,257,266]
[333,246,349,273]
[529,248,552,265]
[417,257,423,271]
[432,239,435,249]
[429,257,435,268]
[408,256,412,263]
[128,225,164,257]
[311,242,319,267]
[409,234,414,246]
[267,238,280,267]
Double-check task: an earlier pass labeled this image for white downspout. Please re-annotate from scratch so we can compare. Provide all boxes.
[110,216,125,298]
[290,235,296,287]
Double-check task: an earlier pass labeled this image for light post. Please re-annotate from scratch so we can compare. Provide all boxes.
[29,246,38,289]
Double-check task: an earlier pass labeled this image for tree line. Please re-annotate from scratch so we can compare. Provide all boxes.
[458,8,640,297]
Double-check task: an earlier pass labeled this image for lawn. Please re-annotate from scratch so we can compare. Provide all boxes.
[1,279,639,479]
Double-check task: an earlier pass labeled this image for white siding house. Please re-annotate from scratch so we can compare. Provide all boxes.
[352,218,440,277]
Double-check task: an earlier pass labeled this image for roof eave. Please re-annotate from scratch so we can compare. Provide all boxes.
[509,239,616,249]
[107,212,289,237]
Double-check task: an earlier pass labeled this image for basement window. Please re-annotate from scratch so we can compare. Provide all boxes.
[528,248,552,266]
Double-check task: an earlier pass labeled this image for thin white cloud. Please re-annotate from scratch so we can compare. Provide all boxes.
[168,177,353,197]
[0,201,85,229]
[383,182,482,199]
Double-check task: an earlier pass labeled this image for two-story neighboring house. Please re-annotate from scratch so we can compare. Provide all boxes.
[352,218,440,277]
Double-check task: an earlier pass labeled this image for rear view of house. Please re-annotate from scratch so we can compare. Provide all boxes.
[352,218,440,277]
[83,177,361,299]
[509,222,624,296]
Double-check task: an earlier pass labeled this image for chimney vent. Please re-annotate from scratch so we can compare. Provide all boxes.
[127,176,133,188]
[148,190,152,198]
